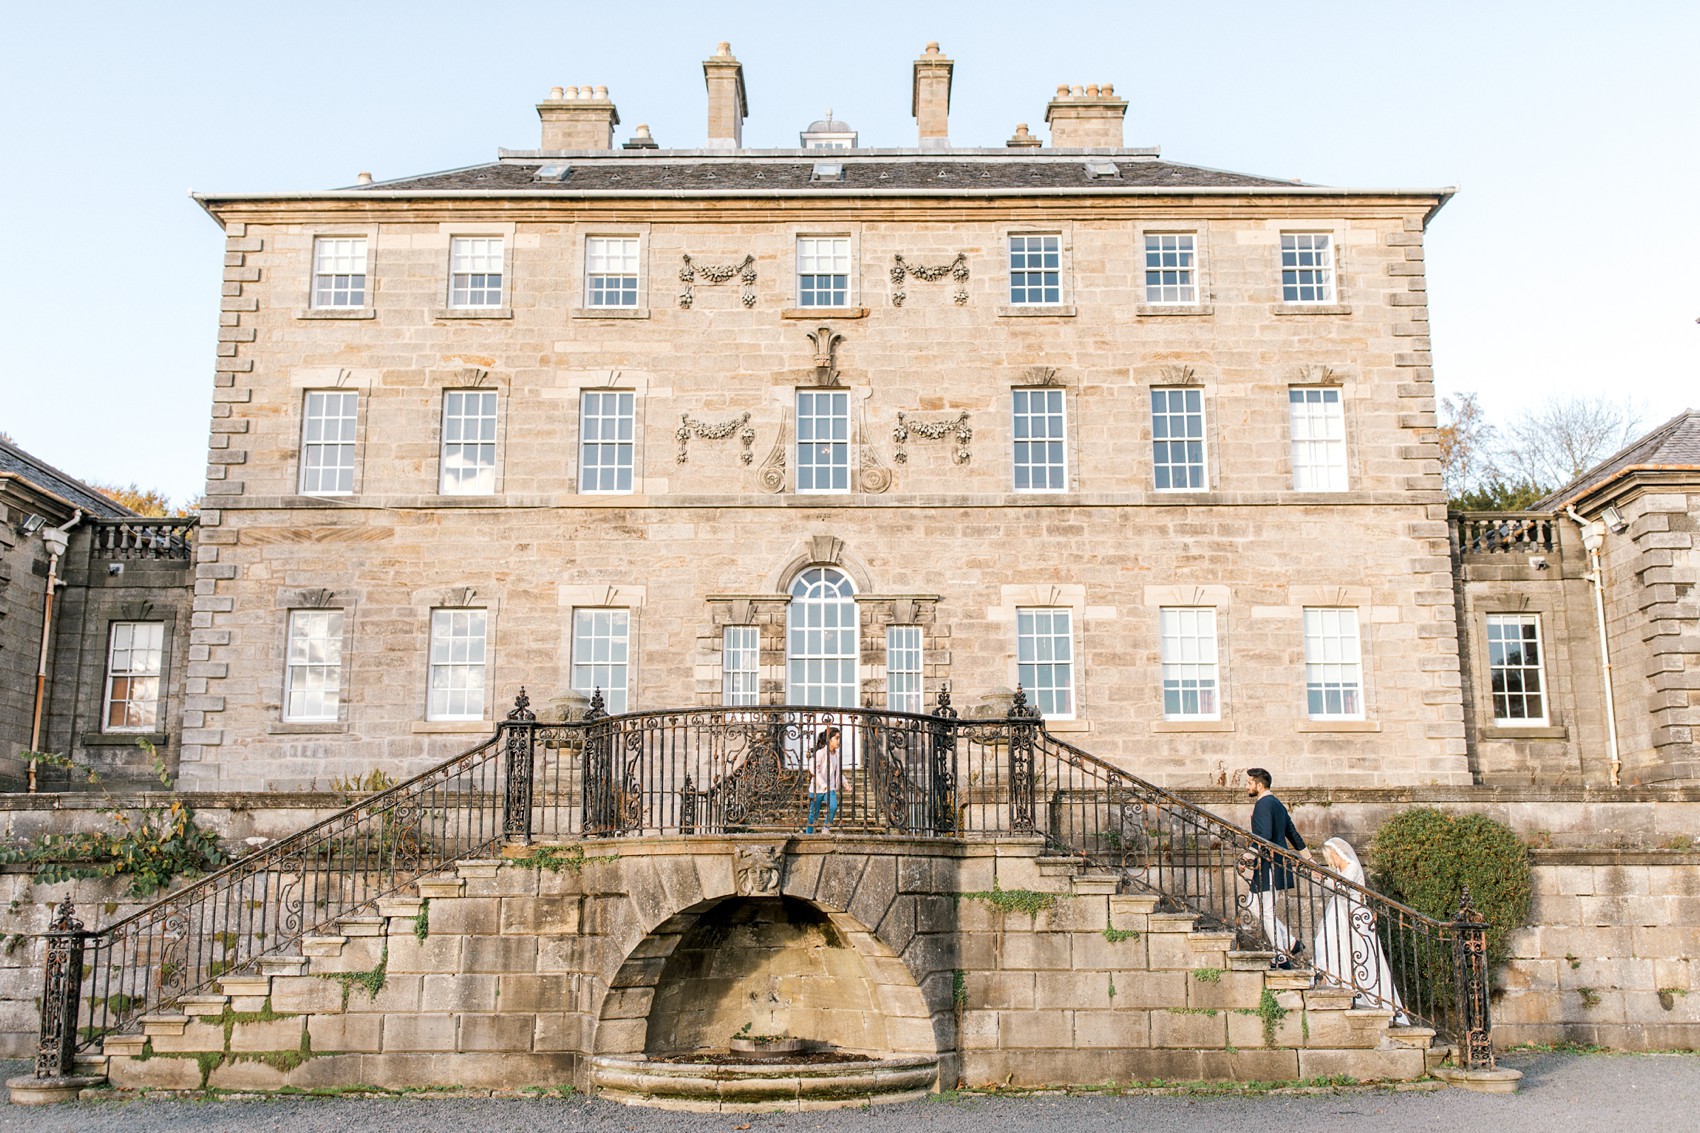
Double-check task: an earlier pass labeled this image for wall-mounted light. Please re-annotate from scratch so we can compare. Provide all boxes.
[1601,505,1628,534]
[18,513,45,535]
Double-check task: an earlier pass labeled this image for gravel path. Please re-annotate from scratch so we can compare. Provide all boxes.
[0,1052,1694,1132]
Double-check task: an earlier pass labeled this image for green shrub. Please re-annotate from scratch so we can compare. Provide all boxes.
[1371,808,1530,972]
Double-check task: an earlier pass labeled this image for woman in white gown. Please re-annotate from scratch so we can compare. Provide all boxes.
[1313,837,1409,1024]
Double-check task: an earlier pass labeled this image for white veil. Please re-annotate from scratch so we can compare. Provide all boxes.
[1324,836,1366,886]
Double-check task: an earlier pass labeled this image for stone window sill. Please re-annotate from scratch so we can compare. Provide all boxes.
[266,722,347,735]
[411,720,494,734]
[781,307,868,319]
[296,308,375,320]
[1272,303,1352,316]
[997,305,1077,318]
[432,307,513,320]
[1136,304,1213,317]
[1150,720,1234,733]
[571,307,650,320]
[1297,720,1380,733]
[81,732,169,747]
[1483,724,1567,740]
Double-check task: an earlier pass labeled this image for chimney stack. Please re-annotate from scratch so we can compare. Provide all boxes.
[911,42,953,150]
[1044,83,1127,149]
[537,85,620,150]
[703,42,748,150]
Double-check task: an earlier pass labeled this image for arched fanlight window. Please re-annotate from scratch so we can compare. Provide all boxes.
[786,567,858,707]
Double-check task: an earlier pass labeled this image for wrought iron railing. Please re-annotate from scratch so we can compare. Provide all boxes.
[32,687,1496,1082]
[1448,511,1559,558]
[87,517,197,561]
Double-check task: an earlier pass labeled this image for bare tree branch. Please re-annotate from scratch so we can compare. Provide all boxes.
[1500,395,1645,491]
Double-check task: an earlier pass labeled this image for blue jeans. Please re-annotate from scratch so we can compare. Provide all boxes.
[806,790,839,833]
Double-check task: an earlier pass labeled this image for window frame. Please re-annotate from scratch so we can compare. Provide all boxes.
[283,608,346,724]
[578,389,636,495]
[1016,606,1075,720]
[1302,607,1364,721]
[886,625,924,714]
[311,236,370,309]
[1288,386,1349,492]
[584,234,643,309]
[1280,232,1335,305]
[794,388,852,494]
[1159,607,1220,721]
[1011,386,1069,493]
[1142,232,1198,306]
[1486,613,1549,726]
[1150,386,1209,492]
[102,621,165,733]
[448,235,506,309]
[1007,232,1064,307]
[426,608,489,722]
[439,388,500,496]
[571,608,631,714]
[795,235,853,308]
[786,567,860,708]
[298,389,360,497]
[723,625,761,707]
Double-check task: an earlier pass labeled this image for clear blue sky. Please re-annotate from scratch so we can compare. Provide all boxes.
[3,0,1695,504]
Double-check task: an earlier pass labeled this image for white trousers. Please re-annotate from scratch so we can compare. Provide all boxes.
[1248,888,1294,954]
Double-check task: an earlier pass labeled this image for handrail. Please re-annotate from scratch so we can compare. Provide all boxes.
[31,688,1496,1081]
[86,517,197,561]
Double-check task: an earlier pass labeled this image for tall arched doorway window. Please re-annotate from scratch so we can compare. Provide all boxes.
[787,567,858,707]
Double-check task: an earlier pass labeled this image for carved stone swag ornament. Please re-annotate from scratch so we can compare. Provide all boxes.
[678,253,757,308]
[676,411,755,464]
[893,410,972,464]
[889,252,969,306]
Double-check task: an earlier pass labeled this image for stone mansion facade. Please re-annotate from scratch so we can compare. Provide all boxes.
[9,43,1696,796]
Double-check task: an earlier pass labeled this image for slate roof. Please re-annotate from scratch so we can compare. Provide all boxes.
[1536,410,1700,510]
[359,156,1302,194]
[0,436,133,518]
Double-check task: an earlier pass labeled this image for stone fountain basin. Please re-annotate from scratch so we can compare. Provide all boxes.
[590,1053,939,1111]
[729,1036,823,1056]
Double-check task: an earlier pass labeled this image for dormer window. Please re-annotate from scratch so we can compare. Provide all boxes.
[800,109,858,149]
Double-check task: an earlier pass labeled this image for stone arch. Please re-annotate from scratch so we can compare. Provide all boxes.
[762,535,877,595]
[589,844,944,1060]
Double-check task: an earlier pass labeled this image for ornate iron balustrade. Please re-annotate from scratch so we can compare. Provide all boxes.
[1448,511,1559,558]
[88,517,198,561]
[33,688,1496,1081]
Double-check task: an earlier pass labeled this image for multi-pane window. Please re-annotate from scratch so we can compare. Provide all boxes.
[886,626,924,714]
[1151,387,1208,491]
[427,609,487,720]
[1280,233,1334,303]
[586,236,641,307]
[796,389,850,493]
[1487,614,1547,724]
[1289,387,1348,491]
[1144,233,1197,304]
[1303,607,1363,719]
[448,236,504,308]
[312,237,367,308]
[299,390,359,495]
[284,609,344,723]
[723,625,760,707]
[440,389,498,495]
[572,609,629,714]
[579,390,635,493]
[1017,608,1075,718]
[787,568,858,707]
[1160,608,1219,720]
[796,236,851,307]
[103,622,163,732]
[1012,387,1068,492]
[1008,234,1061,305]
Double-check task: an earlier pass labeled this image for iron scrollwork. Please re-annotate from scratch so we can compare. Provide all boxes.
[503,688,537,844]
[1007,685,1040,833]
[34,901,86,1079]
[1455,886,1496,1070]
[928,687,960,833]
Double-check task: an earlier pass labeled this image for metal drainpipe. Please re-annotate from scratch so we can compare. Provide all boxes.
[28,510,82,792]
[1567,507,1621,787]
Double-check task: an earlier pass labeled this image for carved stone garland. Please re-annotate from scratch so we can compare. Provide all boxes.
[676,411,755,465]
[889,252,969,306]
[893,410,972,464]
[679,254,757,308]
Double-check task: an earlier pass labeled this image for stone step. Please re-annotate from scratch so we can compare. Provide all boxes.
[138,1014,189,1037]
[1146,912,1199,933]
[416,875,465,899]
[377,897,426,919]
[1227,950,1277,971]
[1187,930,1236,951]
[301,935,348,958]
[1425,1042,1456,1072]
[336,915,387,937]
[456,859,503,881]
[258,955,307,977]
[1386,1025,1438,1050]
[1303,988,1358,1012]
[179,995,230,1018]
[217,975,271,1011]
[1265,971,1315,991]
[1036,856,1080,879]
[102,1034,147,1058]
[1069,873,1119,896]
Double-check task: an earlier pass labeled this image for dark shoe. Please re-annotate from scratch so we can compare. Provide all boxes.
[1270,957,1295,971]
